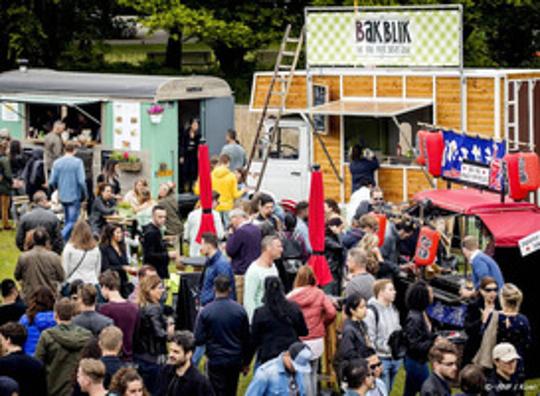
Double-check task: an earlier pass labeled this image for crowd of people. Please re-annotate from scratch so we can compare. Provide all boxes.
[0,126,535,396]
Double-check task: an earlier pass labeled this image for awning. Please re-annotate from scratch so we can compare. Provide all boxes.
[413,189,536,215]
[478,211,540,247]
[310,98,432,117]
[0,94,102,106]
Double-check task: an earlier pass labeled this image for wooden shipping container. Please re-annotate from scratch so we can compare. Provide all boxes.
[250,68,540,203]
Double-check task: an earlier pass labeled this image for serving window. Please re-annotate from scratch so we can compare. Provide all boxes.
[25,102,103,144]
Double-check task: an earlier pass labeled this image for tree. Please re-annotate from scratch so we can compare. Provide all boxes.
[119,0,251,70]
[0,0,116,71]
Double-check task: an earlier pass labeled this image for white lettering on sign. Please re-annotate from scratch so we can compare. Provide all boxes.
[519,230,540,257]
[460,162,490,186]
[355,16,412,58]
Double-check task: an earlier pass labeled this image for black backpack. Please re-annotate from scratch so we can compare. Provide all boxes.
[280,234,304,274]
[368,303,407,360]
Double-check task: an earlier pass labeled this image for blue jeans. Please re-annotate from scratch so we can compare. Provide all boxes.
[192,345,206,366]
[381,357,402,393]
[135,357,161,396]
[62,201,81,241]
[404,356,429,396]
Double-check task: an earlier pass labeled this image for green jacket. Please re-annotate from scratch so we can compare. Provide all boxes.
[158,193,183,235]
[34,323,92,396]
[0,155,12,195]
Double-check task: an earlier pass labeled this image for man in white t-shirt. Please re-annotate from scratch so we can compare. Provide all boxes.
[243,235,283,321]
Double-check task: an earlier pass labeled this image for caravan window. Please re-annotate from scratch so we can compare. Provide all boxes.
[269,127,300,160]
[26,102,102,143]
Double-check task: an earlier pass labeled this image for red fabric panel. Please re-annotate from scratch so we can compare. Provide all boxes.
[478,211,540,247]
[195,144,216,243]
[416,130,428,166]
[307,169,333,286]
[425,131,444,177]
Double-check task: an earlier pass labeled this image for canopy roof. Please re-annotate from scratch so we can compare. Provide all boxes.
[413,189,537,215]
[414,189,540,247]
[478,211,540,247]
[310,98,432,117]
[0,69,232,101]
[0,94,101,106]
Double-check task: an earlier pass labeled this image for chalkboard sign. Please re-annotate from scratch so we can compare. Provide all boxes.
[312,84,328,134]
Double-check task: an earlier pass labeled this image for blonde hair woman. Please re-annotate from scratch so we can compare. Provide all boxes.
[123,178,149,212]
[494,283,531,382]
[358,233,382,275]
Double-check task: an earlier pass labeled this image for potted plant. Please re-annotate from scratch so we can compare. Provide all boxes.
[111,151,143,172]
[147,103,165,124]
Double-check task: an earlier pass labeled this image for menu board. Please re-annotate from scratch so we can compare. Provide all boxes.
[112,101,141,151]
[1,102,19,122]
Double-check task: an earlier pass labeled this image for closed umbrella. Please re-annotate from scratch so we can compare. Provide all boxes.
[195,140,216,243]
[307,164,333,286]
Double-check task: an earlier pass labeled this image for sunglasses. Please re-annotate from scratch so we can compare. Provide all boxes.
[369,362,382,370]
[483,287,498,293]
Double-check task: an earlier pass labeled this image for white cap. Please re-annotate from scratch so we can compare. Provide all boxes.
[493,343,520,362]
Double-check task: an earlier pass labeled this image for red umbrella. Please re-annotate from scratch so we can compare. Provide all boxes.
[307,164,333,286]
[195,140,216,243]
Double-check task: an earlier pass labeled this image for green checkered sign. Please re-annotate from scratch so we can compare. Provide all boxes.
[306,8,461,67]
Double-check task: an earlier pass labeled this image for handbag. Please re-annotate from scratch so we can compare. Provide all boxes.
[61,250,88,296]
[472,310,499,369]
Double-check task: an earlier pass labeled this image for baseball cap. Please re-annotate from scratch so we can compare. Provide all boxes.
[492,343,520,362]
[288,342,313,373]
[0,376,19,396]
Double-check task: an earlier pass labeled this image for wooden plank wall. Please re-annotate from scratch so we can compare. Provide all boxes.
[467,78,495,136]
[435,77,461,130]
[342,76,374,96]
[378,168,405,203]
[312,76,341,201]
[251,75,307,109]
[377,76,402,97]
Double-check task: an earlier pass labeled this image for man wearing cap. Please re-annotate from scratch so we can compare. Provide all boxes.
[486,343,522,396]
[246,342,312,396]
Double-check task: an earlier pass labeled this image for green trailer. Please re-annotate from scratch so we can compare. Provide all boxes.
[0,68,234,194]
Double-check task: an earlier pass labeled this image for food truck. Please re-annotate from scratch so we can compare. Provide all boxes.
[408,188,540,376]
[248,5,540,204]
[0,68,234,194]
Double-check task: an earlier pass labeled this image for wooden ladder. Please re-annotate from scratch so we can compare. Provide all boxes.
[245,24,304,192]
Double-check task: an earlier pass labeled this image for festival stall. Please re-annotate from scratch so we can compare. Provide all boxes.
[408,188,540,376]
[249,5,540,204]
[0,68,234,194]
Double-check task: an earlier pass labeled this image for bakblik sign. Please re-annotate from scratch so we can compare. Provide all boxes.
[355,16,412,57]
[305,7,462,67]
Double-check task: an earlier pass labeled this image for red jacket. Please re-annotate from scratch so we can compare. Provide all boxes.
[287,286,336,340]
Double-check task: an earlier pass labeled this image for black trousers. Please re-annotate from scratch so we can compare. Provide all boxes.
[208,363,241,396]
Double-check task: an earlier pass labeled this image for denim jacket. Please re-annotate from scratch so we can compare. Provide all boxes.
[246,353,309,396]
[199,251,236,306]
[49,155,87,203]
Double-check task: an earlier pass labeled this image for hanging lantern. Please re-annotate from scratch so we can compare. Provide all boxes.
[413,226,440,267]
[416,130,429,166]
[425,131,444,177]
[373,213,387,247]
[504,152,540,201]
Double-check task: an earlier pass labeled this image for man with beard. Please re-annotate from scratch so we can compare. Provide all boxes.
[420,340,458,396]
[158,331,214,396]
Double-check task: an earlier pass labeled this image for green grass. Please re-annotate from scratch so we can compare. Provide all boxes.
[2,229,540,395]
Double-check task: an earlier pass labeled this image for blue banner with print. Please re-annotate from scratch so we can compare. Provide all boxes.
[441,130,506,190]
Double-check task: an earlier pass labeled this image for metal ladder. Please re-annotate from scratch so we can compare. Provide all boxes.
[245,24,304,192]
